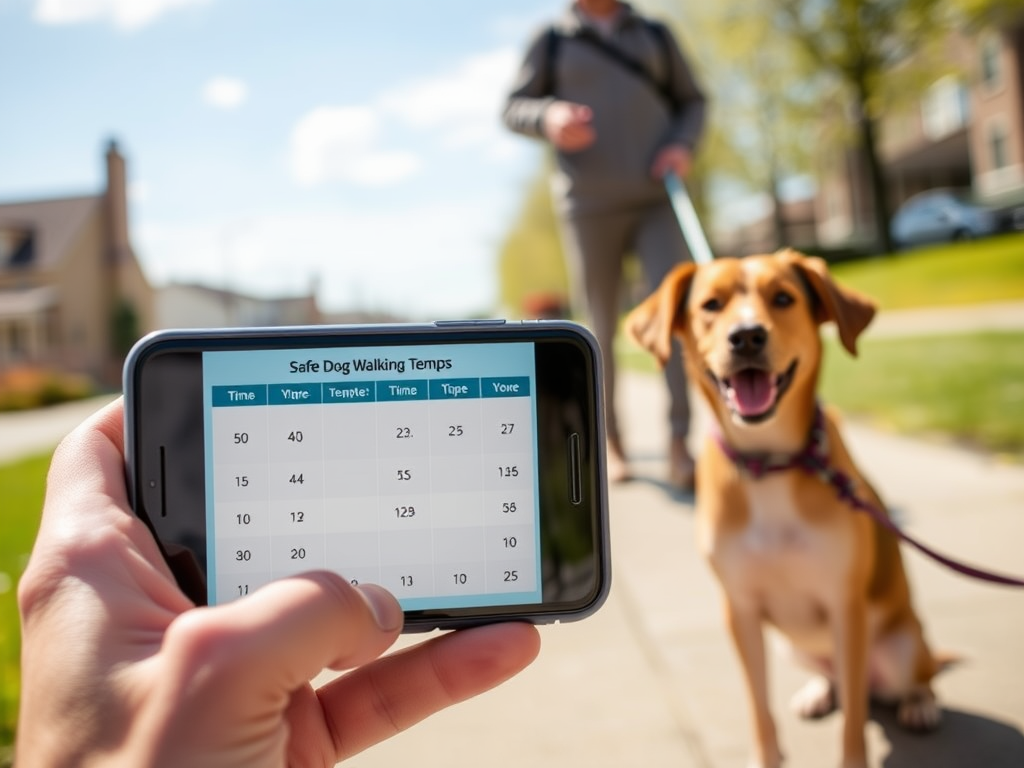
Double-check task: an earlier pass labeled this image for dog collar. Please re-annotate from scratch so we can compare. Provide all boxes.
[712,406,829,480]
[712,405,1024,588]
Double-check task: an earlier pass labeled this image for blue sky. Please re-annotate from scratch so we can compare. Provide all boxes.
[0,0,558,318]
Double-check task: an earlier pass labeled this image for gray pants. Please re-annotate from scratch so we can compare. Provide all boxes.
[559,199,691,442]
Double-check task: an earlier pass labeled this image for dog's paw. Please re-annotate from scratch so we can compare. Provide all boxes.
[790,675,837,719]
[898,687,942,731]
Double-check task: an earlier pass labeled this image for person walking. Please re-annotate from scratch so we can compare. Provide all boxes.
[503,0,707,489]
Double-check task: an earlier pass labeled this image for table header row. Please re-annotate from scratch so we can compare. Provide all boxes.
[212,376,531,406]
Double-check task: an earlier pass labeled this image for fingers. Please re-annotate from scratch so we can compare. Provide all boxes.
[88,395,126,454]
[38,396,169,564]
[22,396,189,626]
[543,101,595,151]
[652,145,692,179]
[163,575,404,701]
[566,102,592,123]
[44,398,130,530]
[318,622,541,760]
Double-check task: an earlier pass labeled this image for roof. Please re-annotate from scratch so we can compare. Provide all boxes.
[163,281,315,306]
[0,195,101,272]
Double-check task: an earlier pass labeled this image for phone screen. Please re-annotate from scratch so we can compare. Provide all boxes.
[126,322,610,628]
[203,341,542,610]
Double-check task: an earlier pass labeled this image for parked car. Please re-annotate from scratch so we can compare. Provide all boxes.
[890,188,1006,249]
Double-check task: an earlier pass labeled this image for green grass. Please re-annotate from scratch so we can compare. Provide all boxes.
[0,452,49,759]
[821,331,1024,457]
[829,233,1024,309]
[619,331,1024,458]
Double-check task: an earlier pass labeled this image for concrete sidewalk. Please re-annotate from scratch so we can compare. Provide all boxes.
[352,372,1024,768]
[867,299,1024,338]
[0,393,118,463]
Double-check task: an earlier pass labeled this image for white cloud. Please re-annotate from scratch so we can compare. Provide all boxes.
[288,46,526,189]
[379,47,525,162]
[289,106,420,187]
[203,76,247,110]
[379,48,519,132]
[34,0,210,29]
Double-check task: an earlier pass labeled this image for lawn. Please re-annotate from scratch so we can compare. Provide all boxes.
[820,331,1024,457]
[828,232,1024,309]
[0,453,49,762]
[620,329,1024,457]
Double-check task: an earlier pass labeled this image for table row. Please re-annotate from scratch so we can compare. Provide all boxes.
[210,397,533,460]
[213,528,538,604]
[214,488,535,534]
[212,453,535,502]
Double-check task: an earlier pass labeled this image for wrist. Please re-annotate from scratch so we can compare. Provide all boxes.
[536,97,557,139]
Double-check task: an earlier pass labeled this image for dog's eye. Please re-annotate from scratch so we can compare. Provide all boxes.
[701,297,723,312]
[772,291,795,308]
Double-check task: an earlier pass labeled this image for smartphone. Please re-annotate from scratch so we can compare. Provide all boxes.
[123,320,610,631]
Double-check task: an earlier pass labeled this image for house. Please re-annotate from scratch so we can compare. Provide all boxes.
[156,281,323,329]
[714,196,819,257]
[0,140,155,386]
[815,14,1024,247]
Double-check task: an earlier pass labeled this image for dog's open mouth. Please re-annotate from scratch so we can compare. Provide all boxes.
[709,360,797,423]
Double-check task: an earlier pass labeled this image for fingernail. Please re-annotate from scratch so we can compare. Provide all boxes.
[357,584,403,632]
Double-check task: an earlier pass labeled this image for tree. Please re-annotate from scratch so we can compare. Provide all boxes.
[650,0,831,253]
[496,157,569,318]
[764,0,1024,253]
[696,0,822,249]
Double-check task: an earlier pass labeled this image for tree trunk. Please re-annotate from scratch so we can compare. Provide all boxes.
[769,164,787,250]
[855,81,894,254]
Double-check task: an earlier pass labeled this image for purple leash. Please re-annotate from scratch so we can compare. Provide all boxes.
[714,408,1024,588]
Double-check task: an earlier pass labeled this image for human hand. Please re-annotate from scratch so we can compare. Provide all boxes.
[542,100,596,152]
[651,144,693,180]
[16,399,541,768]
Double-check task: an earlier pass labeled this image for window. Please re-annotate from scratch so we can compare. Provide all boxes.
[0,227,34,268]
[920,76,968,141]
[989,122,1010,170]
[980,34,1002,91]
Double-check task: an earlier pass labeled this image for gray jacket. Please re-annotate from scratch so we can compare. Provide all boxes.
[503,3,707,215]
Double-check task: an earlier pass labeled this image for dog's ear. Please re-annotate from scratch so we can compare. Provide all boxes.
[625,262,698,367]
[780,249,876,356]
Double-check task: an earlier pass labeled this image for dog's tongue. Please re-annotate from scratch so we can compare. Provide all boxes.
[728,369,776,417]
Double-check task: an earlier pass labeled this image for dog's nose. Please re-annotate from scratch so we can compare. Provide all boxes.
[728,323,768,356]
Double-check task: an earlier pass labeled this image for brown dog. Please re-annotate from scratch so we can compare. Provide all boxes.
[626,249,943,768]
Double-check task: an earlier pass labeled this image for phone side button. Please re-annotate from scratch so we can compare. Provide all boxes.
[159,445,168,517]
[433,319,507,327]
[567,432,583,505]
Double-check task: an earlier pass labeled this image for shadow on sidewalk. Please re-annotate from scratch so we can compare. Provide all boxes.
[623,474,696,505]
[875,705,1024,767]
[621,450,698,505]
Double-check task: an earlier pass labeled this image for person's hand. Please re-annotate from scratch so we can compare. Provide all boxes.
[542,100,596,152]
[16,399,541,768]
[651,144,693,180]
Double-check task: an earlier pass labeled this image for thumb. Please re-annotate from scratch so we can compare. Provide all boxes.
[163,574,403,700]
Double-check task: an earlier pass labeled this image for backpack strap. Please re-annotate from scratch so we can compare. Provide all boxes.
[644,19,676,109]
[541,19,678,113]
[540,25,561,97]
